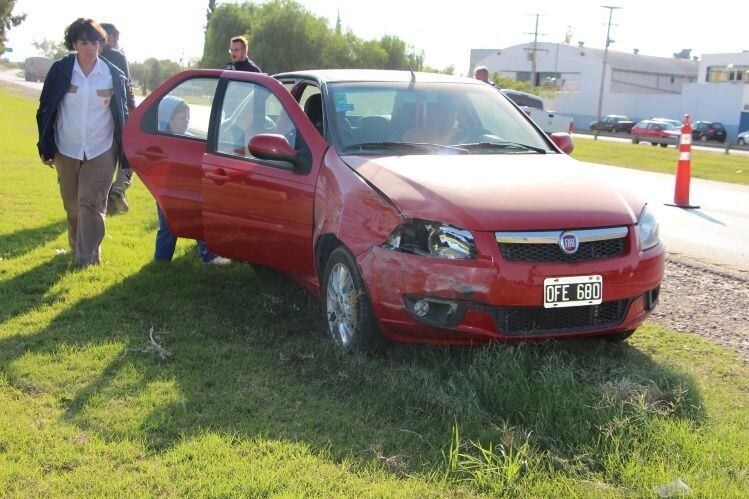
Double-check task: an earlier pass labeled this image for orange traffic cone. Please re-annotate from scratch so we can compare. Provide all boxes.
[666,114,700,209]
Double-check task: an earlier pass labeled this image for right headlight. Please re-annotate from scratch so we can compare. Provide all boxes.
[635,204,660,251]
[383,219,476,259]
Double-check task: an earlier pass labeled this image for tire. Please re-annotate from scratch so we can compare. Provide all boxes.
[659,143,668,148]
[650,142,658,146]
[632,138,640,144]
[739,138,746,146]
[700,135,708,142]
[597,330,635,343]
[322,246,385,352]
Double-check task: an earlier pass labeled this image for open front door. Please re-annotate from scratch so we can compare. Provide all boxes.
[201,73,327,275]
[123,70,221,239]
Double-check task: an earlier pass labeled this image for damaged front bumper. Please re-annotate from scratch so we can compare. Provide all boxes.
[357,230,664,345]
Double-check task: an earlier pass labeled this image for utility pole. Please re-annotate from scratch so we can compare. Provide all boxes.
[594,5,621,140]
[524,14,547,88]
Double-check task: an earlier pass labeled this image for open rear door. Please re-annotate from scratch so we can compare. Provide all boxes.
[123,70,221,239]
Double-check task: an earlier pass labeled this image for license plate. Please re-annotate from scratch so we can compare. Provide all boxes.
[544,275,602,308]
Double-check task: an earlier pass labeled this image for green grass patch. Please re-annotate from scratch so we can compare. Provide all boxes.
[1,85,748,496]
[572,137,749,185]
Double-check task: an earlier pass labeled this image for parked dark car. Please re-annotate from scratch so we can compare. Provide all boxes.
[589,115,635,134]
[692,121,726,143]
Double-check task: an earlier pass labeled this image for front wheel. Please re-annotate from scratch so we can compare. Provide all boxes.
[659,143,668,148]
[323,246,385,352]
[650,142,658,146]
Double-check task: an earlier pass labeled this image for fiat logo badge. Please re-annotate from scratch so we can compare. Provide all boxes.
[559,232,579,254]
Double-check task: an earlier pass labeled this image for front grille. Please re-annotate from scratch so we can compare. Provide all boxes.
[499,238,626,263]
[493,300,629,336]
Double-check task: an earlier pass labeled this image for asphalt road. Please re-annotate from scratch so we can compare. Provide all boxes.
[3,69,748,273]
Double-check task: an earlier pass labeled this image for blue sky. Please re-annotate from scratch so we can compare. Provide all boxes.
[5,0,746,75]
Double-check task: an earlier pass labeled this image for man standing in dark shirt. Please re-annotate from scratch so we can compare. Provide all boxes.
[225,36,262,72]
[100,23,136,214]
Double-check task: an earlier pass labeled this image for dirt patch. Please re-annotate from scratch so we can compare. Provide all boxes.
[650,256,749,360]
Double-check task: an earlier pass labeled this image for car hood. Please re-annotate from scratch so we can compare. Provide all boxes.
[341,153,643,231]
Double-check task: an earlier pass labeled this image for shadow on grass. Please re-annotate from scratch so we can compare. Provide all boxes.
[0,252,70,325]
[0,220,67,259]
[0,255,707,477]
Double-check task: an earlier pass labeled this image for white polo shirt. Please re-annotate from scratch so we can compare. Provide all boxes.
[54,56,115,161]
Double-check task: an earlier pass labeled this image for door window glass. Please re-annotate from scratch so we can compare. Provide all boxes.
[216,80,299,160]
[157,78,218,139]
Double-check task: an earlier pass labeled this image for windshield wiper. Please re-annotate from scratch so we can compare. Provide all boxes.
[454,141,547,154]
[344,142,468,154]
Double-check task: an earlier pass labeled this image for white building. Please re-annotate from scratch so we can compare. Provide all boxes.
[471,43,749,140]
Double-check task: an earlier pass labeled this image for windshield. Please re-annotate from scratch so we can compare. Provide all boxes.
[327,82,554,155]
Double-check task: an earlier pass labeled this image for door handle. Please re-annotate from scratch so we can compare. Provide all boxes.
[204,170,231,183]
[133,147,169,161]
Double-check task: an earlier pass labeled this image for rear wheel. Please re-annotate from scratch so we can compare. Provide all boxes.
[659,143,668,148]
[650,142,658,146]
[322,246,385,352]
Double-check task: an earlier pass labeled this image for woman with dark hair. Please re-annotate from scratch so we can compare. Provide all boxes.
[36,18,128,267]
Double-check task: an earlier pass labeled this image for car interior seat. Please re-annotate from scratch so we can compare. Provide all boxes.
[355,115,391,143]
[303,93,324,137]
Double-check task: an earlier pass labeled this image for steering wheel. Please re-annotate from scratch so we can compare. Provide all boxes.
[450,127,493,144]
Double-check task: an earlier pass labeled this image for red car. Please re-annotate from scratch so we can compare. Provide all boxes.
[123,69,664,351]
[631,120,681,147]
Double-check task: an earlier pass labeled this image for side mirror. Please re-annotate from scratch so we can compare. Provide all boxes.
[248,134,300,168]
[549,132,574,154]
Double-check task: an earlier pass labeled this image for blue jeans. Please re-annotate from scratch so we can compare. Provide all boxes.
[155,206,216,262]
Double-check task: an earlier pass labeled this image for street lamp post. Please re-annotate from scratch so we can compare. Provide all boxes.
[594,5,621,140]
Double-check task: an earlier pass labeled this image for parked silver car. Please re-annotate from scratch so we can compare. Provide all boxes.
[737,130,749,146]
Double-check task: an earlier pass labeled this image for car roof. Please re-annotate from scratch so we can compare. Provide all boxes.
[273,69,482,85]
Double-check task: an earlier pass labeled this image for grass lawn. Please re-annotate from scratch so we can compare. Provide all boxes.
[1,85,748,496]
[572,136,749,185]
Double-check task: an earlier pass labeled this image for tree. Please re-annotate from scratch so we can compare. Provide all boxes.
[248,0,328,74]
[491,73,555,98]
[129,61,147,94]
[200,0,424,73]
[31,38,67,59]
[206,0,216,23]
[201,2,254,68]
[1,0,26,55]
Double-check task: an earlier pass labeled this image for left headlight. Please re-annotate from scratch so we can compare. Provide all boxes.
[383,219,476,259]
[635,204,660,251]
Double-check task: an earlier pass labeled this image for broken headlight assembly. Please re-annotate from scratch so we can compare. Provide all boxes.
[383,219,476,259]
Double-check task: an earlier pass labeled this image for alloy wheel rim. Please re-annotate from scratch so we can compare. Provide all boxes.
[326,263,357,346]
